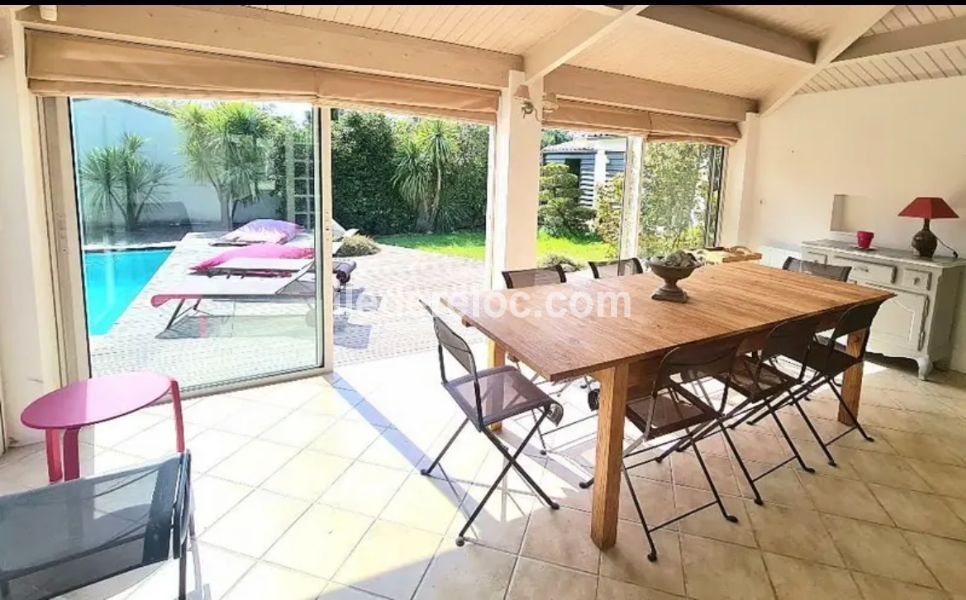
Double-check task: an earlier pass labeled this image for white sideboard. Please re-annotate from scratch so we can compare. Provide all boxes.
[801,239,965,379]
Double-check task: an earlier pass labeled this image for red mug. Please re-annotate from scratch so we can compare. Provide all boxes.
[856,230,874,249]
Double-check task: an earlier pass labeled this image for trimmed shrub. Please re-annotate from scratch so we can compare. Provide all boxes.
[335,235,380,257]
[538,163,594,237]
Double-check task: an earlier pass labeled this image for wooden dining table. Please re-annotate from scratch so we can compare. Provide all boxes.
[443,261,893,550]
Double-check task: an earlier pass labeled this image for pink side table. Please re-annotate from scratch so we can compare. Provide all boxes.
[21,372,184,483]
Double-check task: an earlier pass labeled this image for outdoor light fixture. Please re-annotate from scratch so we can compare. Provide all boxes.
[514,85,557,122]
[898,196,960,259]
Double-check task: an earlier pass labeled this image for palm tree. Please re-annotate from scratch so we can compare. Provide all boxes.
[391,119,455,233]
[175,102,275,230]
[80,133,175,233]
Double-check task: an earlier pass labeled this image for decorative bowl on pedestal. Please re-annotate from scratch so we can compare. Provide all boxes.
[646,251,702,303]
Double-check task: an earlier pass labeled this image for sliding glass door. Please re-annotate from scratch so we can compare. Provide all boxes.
[66,97,324,390]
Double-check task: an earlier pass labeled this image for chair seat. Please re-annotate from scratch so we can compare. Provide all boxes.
[625,386,719,439]
[803,346,860,377]
[0,454,186,600]
[444,366,563,429]
[725,356,797,400]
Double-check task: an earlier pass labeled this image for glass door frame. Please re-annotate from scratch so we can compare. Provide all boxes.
[41,98,336,397]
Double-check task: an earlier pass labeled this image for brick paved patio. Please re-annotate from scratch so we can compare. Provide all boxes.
[91,233,486,391]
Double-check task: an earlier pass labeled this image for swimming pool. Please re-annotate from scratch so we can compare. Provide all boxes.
[83,248,173,336]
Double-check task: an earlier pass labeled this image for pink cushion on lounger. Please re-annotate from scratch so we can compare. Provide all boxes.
[192,244,313,272]
[222,219,303,244]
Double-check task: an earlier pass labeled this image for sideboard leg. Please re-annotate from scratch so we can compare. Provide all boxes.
[916,358,933,381]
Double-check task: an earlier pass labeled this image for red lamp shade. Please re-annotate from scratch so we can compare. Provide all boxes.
[898,197,959,220]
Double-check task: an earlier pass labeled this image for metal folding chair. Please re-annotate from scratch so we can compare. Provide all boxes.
[580,340,746,562]
[419,302,563,547]
[782,257,851,282]
[501,265,567,288]
[588,258,645,279]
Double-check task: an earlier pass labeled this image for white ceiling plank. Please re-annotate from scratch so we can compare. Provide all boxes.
[637,5,815,65]
[761,5,896,114]
[835,14,966,64]
[522,4,647,83]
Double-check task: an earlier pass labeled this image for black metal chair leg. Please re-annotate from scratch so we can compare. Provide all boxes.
[718,423,763,506]
[692,437,739,522]
[791,397,838,467]
[483,416,559,510]
[765,399,815,474]
[178,544,187,600]
[458,413,555,546]
[421,418,469,476]
[828,381,875,442]
[622,464,658,561]
[532,410,548,455]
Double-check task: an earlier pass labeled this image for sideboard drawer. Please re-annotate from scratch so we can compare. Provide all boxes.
[803,251,828,264]
[829,256,896,285]
[900,268,932,291]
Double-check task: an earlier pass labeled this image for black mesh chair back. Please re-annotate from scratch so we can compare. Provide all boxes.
[760,315,822,365]
[831,299,886,344]
[656,339,741,390]
[502,265,566,289]
[589,258,644,279]
[782,257,851,282]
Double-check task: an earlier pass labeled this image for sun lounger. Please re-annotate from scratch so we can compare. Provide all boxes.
[200,258,357,284]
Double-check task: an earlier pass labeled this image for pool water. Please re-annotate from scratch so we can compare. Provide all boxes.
[83,248,173,336]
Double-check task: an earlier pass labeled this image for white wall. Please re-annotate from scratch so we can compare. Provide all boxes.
[741,77,966,371]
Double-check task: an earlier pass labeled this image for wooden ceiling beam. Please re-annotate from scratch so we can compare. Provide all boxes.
[834,14,966,64]
[523,4,647,83]
[760,5,895,114]
[16,4,522,88]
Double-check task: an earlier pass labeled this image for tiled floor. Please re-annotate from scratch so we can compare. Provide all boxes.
[3,351,966,600]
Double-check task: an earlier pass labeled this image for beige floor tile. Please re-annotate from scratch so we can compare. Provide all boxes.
[262,449,352,502]
[681,534,774,600]
[833,426,898,455]
[620,476,678,526]
[192,475,254,533]
[334,520,442,600]
[357,428,428,471]
[675,488,756,548]
[86,412,165,448]
[259,409,337,448]
[506,557,597,600]
[300,385,364,418]
[309,419,385,460]
[904,531,966,593]
[233,379,320,410]
[186,429,252,473]
[727,430,789,465]
[906,459,966,499]
[744,501,843,566]
[447,484,537,553]
[202,489,309,558]
[844,449,933,492]
[801,475,893,525]
[522,506,601,573]
[943,495,966,524]
[113,419,203,459]
[183,396,258,428]
[321,461,408,517]
[318,582,384,599]
[225,562,327,600]
[599,526,685,597]
[792,441,862,480]
[414,544,516,600]
[380,472,466,534]
[851,572,951,600]
[670,451,741,497]
[214,402,292,437]
[869,484,966,541]
[914,414,966,440]
[879,429,965,465]
[762,552,860,600]
[595,576,685,600]
[736,463,814,509]
[265,503,373,579]
[208,439,299,486]
[128,543,253,600]
[860,405,926,433]
[822,514,937,588]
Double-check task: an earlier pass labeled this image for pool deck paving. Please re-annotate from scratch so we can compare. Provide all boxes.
[90,232,487,390]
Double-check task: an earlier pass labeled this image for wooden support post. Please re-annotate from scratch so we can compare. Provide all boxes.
[591,363,630,549]
[488,340,507,432]
[838,328,867,425]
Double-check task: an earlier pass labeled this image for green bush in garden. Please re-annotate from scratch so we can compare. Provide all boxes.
[538,163,595,237]
[335,234,380,257]
[538,252,584,272]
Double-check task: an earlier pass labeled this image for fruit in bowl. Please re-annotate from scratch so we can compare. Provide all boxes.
[646,250,703,303]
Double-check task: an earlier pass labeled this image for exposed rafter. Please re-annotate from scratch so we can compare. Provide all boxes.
[16,4,522,89]
[572,4,816,66]
[761,5,896,114]
[834,13,966,65]
[523,4,647,83]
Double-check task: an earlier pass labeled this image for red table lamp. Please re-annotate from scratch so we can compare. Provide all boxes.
[898,197,959,259]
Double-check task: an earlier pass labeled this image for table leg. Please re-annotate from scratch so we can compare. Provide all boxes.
[488,340,507,433]
[838,328,867,426]
[591,363,630,550]
[44,430,63,483]
[63,428,81,481]
[171,380,186,452]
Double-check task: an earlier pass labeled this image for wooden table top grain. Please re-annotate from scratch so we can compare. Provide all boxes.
[443,262,893,381]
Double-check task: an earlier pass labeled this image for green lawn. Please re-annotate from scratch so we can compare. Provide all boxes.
[376,230,613,263]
